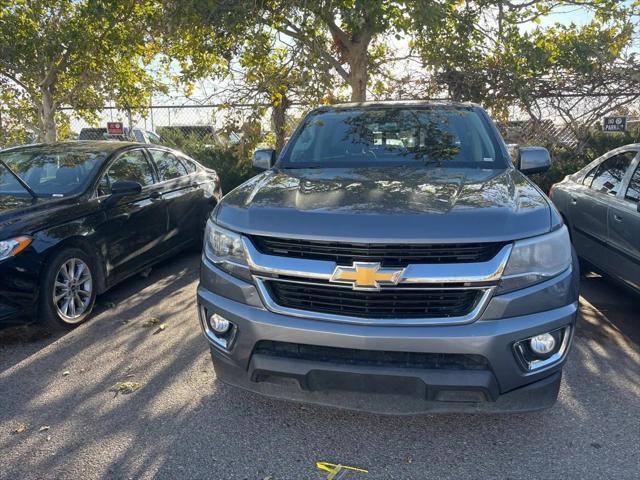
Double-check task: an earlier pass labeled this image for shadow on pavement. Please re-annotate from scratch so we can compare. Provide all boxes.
[0,251,200,374]
[579,270,640,346]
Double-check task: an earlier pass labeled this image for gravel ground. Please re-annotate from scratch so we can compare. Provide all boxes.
[0,252,638,480]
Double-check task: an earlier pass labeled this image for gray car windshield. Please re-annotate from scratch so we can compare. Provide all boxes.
[0,145,107,197]
[279,107,507,169]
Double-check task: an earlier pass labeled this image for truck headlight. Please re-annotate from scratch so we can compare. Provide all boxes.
[498,226,572,293]
[0,236,32,262]
[203,221,251,281]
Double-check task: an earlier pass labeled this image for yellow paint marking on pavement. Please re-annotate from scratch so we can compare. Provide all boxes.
[316,461,368,479]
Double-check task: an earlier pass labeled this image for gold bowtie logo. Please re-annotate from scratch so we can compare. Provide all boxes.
[330,262,405,290]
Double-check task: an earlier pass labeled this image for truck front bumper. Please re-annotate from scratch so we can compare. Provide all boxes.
[197,257,578,415]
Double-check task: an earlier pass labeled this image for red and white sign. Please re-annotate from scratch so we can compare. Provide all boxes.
[107,122,124,135]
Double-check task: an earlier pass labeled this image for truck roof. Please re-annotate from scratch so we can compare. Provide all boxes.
[324,100,481,110]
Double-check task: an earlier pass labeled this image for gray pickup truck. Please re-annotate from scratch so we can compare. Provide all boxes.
[197,101,578,414]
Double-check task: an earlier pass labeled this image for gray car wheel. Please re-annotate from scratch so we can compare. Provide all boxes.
[40,247,97,331]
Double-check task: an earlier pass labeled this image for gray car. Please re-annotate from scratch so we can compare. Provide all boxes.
[197,101,579,414]
[550,144,640,293]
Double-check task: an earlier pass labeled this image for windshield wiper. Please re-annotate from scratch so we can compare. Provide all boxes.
[0,158,37,199]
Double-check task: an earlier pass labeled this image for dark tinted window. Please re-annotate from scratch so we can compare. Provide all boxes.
[147,131,163,144]
[151,151,188,180]
[101,150,154,194]
[181,157,197,173]
[583,165,598,186]
[78,128,108,140]
[590,152,636,195]
[625,165,640,203]
[0,145,106,197]
[280,107,506,169]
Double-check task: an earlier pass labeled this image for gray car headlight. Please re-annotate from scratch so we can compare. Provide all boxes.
[498,226,572,293]
[203,220,251,281]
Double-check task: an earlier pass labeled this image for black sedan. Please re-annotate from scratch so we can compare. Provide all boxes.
[0,141,221,329]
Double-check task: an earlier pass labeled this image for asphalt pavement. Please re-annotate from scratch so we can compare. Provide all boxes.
[0,252,638,480]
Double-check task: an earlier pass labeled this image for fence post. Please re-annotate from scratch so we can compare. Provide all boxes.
[127,107,134,140]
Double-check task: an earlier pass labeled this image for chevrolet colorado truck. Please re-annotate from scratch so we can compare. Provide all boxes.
[197,101,578,414]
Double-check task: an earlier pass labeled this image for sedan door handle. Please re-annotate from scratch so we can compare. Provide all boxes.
[190,181,200,188]
[150,191,163,200]
[613,214,623,222]
[570,197,578,204]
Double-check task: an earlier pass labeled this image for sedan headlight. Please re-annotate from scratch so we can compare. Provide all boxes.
[203,220,251,280]
[498,226,572,293]
[0,236,32,262]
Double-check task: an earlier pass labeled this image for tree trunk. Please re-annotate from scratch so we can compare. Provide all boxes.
[39,85,57,143]
[271,94,291,154]
[347,49,368,102]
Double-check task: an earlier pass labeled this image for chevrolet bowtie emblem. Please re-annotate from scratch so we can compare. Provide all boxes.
[330,262,405,291]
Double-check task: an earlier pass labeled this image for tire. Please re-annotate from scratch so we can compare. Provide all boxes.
[39,247,97,331]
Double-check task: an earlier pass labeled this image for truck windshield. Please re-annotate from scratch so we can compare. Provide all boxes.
[279,106,507,169]
[0,145,106,197]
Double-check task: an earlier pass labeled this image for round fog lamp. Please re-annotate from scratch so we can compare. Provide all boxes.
[530,333,556,355]
[209,313,230,334]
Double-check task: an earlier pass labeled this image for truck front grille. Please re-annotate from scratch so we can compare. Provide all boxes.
[265,279,483,319]
[250,236,505,267]
[253,341,490,371]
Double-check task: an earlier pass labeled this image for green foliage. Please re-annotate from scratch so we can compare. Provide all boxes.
[161,130,255,194]
[410,0,638,130]
[0,0,166,141]
[195,147,255,195]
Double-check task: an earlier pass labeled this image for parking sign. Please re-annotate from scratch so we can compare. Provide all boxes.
[107,122,124,135]
[603,116,627,132]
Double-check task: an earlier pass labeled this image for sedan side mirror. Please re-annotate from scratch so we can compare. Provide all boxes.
[110,180,142,197]
[518,147,551,175]
[252,149,276,171]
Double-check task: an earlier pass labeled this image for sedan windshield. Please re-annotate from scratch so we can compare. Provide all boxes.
[0,145,107,197]
[279,106,507,169]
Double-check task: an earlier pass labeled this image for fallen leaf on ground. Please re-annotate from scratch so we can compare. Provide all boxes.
[39,426,50,432]
[153,324,166,334]
[62,371,70,376]
[110,381,142,395]
[142,317,161,327]
[12,423,27,434]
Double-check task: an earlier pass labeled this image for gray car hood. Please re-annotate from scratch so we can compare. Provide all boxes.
[216,166,553,243]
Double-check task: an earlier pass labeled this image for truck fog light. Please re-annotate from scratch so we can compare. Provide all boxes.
[209,313,230,333]
[199,306,237,351]
[514,326,572,372]
[530,333,556,355]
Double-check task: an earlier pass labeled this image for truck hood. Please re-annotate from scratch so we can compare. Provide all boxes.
[216,166,553,243]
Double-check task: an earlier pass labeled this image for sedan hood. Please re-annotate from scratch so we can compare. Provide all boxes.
[0,195,80,239]
[216,166,553,243]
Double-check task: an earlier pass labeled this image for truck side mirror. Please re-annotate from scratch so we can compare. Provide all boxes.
[252,149,276,171]
[518,147,551,175]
